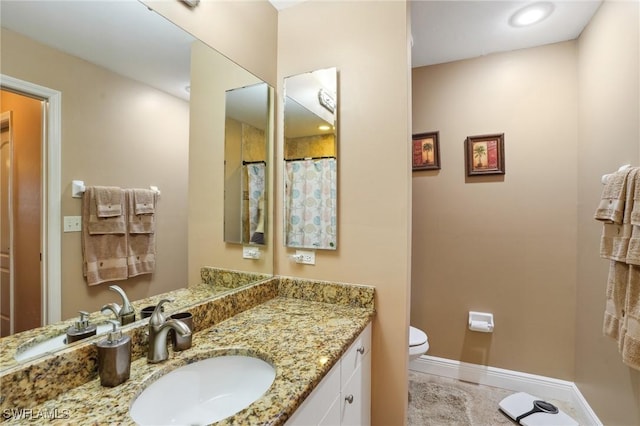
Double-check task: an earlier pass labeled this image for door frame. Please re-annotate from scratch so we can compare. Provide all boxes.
[1,111,14,333]
[1,74,61,325]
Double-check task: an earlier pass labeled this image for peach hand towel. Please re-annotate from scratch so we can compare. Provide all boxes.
[126,189,155,277]
[632,171,640,226]
[595,167,633,224]
[622,265,640,370]
[603,260,629,347]
[627,225,640,266]
[133,188,155,215]
[87,186,126,235]
[128,189,156,234]
[600,168,638,261]
[94,186,123,217]
[82,187,128,285]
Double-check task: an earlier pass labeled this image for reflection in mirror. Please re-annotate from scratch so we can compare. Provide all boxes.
[224,83,270,245]
[283,67,338,250]
[0,1,273,369]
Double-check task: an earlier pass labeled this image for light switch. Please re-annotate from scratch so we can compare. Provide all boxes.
[64,216,81,232]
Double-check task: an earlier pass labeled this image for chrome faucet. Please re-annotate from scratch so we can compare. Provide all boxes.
[100,285,136,325]
[147,299,191,363]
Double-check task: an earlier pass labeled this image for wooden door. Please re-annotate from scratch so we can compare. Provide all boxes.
[1,90,43,335]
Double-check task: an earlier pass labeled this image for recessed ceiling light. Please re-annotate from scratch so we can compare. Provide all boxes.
[509,2,554,27]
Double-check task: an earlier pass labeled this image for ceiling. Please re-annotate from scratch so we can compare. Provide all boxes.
[1,1,602,99]
[0,0,195,100]
[410,0,602,68]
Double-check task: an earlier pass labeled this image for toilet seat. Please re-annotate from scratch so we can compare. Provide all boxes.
[409,326,427,347]
[409,326,429,361]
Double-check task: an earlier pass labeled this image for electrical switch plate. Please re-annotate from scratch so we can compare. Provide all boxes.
[295,250,315,265]
[63,216,82,232]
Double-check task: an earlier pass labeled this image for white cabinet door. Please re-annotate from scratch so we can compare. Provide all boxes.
[287,364,340,426]
[286,323,372,426]
[318,394,341,426]
[340,349,371,426]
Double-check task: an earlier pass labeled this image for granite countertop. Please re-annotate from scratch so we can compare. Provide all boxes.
[0,267,269,372]
[0,283,217,371]
[8,294,374,425]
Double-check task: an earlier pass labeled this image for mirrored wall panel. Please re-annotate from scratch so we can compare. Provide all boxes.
[224,83,270,245]
[0,0,274,367]
[283,67,338,250]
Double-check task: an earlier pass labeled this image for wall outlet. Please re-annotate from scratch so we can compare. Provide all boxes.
[63,216,82,232]
[295,250,315,265]
[243,246,261,259]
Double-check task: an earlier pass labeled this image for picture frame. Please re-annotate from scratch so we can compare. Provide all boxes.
[465,133,505,176]
[412,131,441,171]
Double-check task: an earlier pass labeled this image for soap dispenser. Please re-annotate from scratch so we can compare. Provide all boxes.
[96,319,131,387]
[66,311,97,343]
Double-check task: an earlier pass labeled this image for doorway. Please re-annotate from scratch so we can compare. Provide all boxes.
[0,74,61,336]
[1,89,44,335]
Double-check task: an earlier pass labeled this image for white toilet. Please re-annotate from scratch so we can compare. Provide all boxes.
[409,326,429,361]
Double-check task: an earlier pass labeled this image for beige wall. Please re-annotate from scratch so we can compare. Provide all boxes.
[277,2,412,425]
[576,1,640,424]
[412,41,579,380]
[143,0,277,87]
[412,1,640,423]
[1,28,190,320]
[188,41,273,284]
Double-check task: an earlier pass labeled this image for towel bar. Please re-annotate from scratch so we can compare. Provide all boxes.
[601,164,632,185]
[71,180,161,198]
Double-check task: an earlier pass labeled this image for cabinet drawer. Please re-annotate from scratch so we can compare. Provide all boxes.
[341,323,371,388]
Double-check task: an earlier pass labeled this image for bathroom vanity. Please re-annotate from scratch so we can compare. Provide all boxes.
[287,323,371,425]
[0,275,374,425]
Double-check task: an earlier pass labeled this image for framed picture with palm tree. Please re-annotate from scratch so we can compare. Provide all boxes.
[465,133,505,176]
[412,131,440,171]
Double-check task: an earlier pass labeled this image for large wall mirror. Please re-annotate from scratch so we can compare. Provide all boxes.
[283,67,338,250]
[0,0,273,369]
[224,83,270,245]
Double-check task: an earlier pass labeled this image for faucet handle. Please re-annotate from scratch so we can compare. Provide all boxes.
[101,302,121,317]
[149,299,173,326]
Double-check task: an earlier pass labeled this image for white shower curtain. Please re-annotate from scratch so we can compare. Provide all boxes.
[246,163,265,237]
[285,158,337,249]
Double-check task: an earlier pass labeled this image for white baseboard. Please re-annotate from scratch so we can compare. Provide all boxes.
[410,355,602,426]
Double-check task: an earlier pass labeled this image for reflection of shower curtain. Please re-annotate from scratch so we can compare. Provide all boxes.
[246,163,265,238]
[285,158,337,249]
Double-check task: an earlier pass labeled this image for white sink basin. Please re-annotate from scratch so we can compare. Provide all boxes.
[129,355,276,425]
[14,322,113,362]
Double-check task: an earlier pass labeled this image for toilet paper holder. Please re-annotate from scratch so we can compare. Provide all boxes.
[468,311,494,333]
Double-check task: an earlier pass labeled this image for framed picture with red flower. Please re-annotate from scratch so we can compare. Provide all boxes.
[412,131,440,171]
